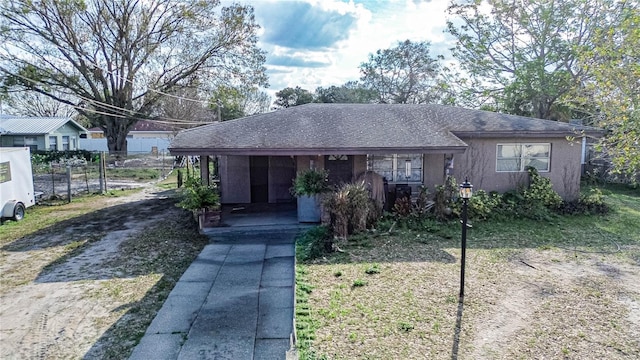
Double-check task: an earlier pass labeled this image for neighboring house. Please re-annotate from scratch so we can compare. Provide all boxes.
[0,116,88,151]
[84,120,179,154]
[88,119,179,139]
[169,103,602,204]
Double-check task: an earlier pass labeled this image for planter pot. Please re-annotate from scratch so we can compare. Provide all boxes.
[197,207,221,229]
[297,195,321,223]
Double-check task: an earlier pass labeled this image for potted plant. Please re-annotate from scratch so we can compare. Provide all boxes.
[177,177,221,229]
[291,168,330,223]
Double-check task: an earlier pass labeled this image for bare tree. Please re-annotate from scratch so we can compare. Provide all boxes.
[0,0,267,154]
[153,86,215,128]
[6,90,77,118]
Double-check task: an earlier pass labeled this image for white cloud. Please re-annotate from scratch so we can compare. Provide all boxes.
[239,0,455,100]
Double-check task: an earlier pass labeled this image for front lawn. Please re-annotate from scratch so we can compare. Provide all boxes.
[296,184,640,359]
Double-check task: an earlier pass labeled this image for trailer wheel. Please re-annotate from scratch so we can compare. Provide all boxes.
[12,203,26,221]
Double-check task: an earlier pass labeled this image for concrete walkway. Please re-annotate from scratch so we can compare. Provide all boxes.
[129,227,303,360]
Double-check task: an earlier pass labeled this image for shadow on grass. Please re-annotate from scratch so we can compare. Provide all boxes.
[2,191,174,254]
[451,297,464,360]
[296,203,639,266]
[81,273,183,359]
[1,188,210,358]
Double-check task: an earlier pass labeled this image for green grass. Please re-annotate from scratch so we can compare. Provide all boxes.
[295,184,640,359]
[106,168,160,180]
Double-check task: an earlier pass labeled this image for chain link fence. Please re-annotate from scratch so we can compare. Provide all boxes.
[32,151,176,202]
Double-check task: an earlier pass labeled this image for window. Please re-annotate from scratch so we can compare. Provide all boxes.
[13,137,37,151]
[497,143,550,172]
[367,154,423,183]
[62,136,70,150]
[49,136,57,150]
[24,137,37,152]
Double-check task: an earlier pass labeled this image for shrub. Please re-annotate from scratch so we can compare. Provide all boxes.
[296,226,331,261]
[433,176,459,221]
[291,168,330,197]
[324,181,372,238]
[392,196,412,218]
[467,189,502,220]
[176,177,220,211]
[555,188,610,215]
[31,149,94,164]
[524,167,562,208]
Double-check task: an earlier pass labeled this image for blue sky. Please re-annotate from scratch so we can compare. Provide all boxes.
[237,0,456,98]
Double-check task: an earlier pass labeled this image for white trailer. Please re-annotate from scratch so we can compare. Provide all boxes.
[0,147,36,222]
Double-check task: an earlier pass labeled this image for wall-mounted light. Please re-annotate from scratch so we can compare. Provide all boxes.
[405,159,411,179]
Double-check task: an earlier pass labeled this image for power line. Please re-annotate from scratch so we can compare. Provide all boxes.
[3,69,214,125]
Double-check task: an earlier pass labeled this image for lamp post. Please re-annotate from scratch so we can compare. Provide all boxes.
[459,178,473,299]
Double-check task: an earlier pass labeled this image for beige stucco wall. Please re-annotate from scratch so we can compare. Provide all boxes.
[296,155,366,183]
[423,154,447,193]
[453,137,582,200]
[295,155,325,173]
[353,155,367,179]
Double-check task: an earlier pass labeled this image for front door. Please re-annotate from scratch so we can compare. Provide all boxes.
[250,156,269,203]
[324,155,353,186]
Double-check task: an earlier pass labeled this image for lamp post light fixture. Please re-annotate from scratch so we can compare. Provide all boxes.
[459,178,473,299]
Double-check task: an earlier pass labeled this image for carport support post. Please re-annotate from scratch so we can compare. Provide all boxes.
[200,155,210,185]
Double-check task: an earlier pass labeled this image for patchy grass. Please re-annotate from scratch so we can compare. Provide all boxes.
[105,168,161,181]
[297,185,640,359]
[0,189,143,245]
[85,214,208,359]
[0,186,208,359]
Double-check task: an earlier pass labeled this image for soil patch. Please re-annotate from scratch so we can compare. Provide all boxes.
[0,185,208,359]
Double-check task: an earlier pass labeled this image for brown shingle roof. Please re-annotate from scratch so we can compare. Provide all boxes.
[169,103,601,155]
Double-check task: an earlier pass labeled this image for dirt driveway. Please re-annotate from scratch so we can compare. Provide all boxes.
[0,185,208,359]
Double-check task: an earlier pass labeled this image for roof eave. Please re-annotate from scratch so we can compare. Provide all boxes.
[169,145,468,156]
[452,129,604,138]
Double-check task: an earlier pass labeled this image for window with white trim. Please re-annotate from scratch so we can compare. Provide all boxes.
[49,136,57,150]
[62,136,70,150]
[496,143,550,172]
[367,154,423,183]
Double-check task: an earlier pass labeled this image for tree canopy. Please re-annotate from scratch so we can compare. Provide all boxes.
[314,81,377,104]
[579,4,639,179]
[359,40,444,104]
[273,86,314,108]
[211,85,270,121]
[0,0,267,154]
[446,0,612,120]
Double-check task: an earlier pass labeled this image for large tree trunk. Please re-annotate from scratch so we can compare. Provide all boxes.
[102,115,136,157]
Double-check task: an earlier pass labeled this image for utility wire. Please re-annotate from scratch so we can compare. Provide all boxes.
[4,70,215,125]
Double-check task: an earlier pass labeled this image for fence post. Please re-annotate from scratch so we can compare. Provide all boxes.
[51,163,56,198]
[99,151,106,194]
[67,165,72,203]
